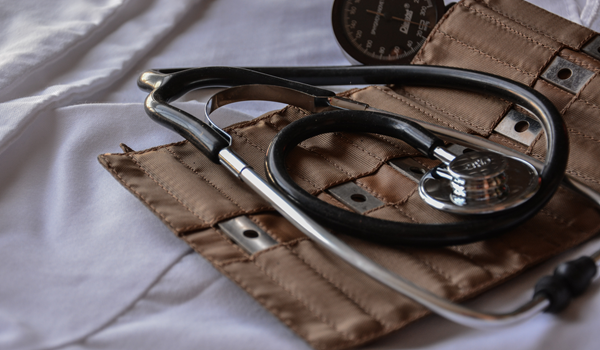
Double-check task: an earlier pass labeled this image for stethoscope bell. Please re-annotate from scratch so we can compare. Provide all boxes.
[419,151,540,215]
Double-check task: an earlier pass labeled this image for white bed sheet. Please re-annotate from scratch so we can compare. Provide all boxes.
[1,1,600,349]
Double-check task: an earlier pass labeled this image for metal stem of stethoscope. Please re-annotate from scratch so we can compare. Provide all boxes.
[140,66,600,329]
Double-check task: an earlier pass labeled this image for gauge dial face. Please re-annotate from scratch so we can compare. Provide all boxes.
[332,0,445,65]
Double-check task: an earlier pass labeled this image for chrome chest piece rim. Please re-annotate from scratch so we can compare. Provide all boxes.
[419,151,540,215]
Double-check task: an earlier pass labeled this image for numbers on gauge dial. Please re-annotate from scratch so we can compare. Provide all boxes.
[342,0,437,61]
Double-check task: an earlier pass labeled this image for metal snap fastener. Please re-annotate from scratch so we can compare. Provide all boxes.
[541,56,594,94]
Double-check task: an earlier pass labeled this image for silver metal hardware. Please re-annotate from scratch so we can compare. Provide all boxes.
[541,56,594,94]
[582,36,600,61]
[219,148,250,177]
[433,146,457,165]
[218,216,278,254]
[388,157,429,183]
[448,152,509,205]
[328,96,369,110]
[419,151,539,214]
[327,181,384,213]
[446,143,475,155]
[494,109,543,146]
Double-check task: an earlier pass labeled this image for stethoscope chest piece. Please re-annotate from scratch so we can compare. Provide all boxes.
[419,151,540,214]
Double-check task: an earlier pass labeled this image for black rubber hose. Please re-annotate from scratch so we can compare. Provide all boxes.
[266,110,560,246]
[264,67,568,246]
[269,110,445,160]
[141,65,568,245]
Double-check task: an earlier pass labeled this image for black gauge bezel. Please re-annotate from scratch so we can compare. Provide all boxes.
[332,0,447,65]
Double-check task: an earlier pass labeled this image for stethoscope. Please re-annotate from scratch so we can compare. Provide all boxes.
[138,65,600,329]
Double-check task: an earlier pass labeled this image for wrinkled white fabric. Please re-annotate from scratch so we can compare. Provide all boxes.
[0,0,202,154]
[1,1,600,350]
[581,0,600,27]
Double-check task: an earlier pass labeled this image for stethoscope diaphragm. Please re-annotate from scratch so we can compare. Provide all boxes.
[420,150,540,214]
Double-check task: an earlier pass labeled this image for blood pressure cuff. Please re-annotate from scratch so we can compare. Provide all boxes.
[99,0,600,349]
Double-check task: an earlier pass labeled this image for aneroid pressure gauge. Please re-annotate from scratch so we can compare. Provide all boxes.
[332,0,448,65]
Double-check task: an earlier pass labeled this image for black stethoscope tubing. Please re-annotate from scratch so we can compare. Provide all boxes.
[138,65,600,326]
[140,65,568,246]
